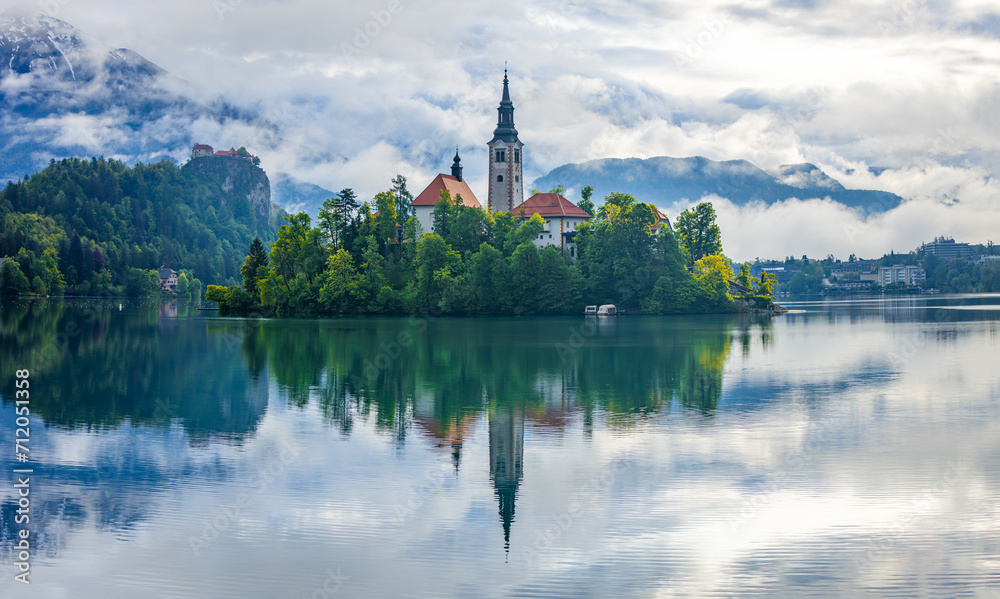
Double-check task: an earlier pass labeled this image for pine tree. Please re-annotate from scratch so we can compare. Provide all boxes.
[241,236,269,295]
[391,175,413,221]
[578,185,595,216]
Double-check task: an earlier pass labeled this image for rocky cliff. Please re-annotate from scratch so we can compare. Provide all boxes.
[182,156,272,226]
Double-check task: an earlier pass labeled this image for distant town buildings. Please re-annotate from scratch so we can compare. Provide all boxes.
[750,265,798,284]
[878,264,926,287]
[978,255,1000,266]
[830,260,876,278]
[923,237,975,260]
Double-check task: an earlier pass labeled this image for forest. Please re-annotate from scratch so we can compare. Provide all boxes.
[208,187,774,317]
[0,157,279,297]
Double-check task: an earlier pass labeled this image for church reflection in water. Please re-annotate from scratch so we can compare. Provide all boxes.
[489,405,524,550]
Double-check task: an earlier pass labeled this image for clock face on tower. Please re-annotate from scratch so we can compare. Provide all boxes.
[488,70,524,215]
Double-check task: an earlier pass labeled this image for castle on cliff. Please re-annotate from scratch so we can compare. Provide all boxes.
[191,143,257,163]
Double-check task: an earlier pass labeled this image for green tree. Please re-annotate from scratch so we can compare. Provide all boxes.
[31,275,47,295]
[318,249,360,314]
[391,175,413,221]
[736,263,753,291]
[409,234,461,312]
[536,246,582,314]
[318,189,358,249]
[507,242,541,314]
[675,202,723,264]
[467,243,506,313]
[432,190,454,239]
[373,191,398,247]
[123,268,160,297]
[240,236,269,296]
[269,213,325,284]
[755,271,776,299]
[578,185,595,216]
[357,236,389,311]
[693,255,735,312]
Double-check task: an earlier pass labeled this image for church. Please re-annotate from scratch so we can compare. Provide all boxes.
[413,70,593,253]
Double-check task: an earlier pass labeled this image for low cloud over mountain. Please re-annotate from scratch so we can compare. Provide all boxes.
[2,1,999,259]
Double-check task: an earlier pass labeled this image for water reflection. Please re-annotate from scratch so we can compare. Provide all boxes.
[3,297,999,597]
[490,405,524,551]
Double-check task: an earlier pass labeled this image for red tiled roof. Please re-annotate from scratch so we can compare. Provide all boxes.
[512,193,592,219]
[193,143,213,150]
[652,207,671,231]
[412,174,482,209]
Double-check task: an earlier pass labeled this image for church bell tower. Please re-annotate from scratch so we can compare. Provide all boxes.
[487,69,524,214]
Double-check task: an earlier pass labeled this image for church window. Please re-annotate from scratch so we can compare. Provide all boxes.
[497,175,503,182]
[514,150,520,163]
[515,176,519,182]
[496,150,506,162]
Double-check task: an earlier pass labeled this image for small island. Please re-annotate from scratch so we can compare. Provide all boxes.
[206,74,777,318]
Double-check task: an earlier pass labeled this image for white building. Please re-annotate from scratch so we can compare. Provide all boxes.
[878,265,926,286]
[411,151,482,235]
[512,193,592,257]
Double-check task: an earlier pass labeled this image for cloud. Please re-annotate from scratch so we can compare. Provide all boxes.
[681,195,1000,261]
[2,0,997,255]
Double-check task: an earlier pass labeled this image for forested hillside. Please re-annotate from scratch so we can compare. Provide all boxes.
[0,157,282,296]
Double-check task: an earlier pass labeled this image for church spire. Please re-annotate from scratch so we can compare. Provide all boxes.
[491,68,519,144]
[451,147,463,182]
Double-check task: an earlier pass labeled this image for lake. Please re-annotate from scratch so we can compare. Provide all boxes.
[2,295,1000,598]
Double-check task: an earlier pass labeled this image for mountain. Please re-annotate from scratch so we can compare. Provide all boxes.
[271,173,336,218]
[0,12,269,182]
[0,155,280,295]
[531,156,903,214]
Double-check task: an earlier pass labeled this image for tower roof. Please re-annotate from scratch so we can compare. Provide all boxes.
[490,69,520,144]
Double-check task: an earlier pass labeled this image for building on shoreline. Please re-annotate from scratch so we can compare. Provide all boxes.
[158,266,178,291]
[878,264,926,287]
[923,237,975,259]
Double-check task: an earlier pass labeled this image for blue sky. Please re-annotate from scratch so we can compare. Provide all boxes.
[2,0,999,258]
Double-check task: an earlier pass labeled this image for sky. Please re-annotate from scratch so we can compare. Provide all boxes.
[3,0,1000,259]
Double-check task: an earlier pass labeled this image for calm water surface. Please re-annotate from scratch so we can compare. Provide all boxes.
[2,295,1000,598]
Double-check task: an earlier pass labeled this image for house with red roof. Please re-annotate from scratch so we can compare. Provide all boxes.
[653,207,672,231]
[412,151,482,235]
[512,193,592,258]
[191,144,214,159]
